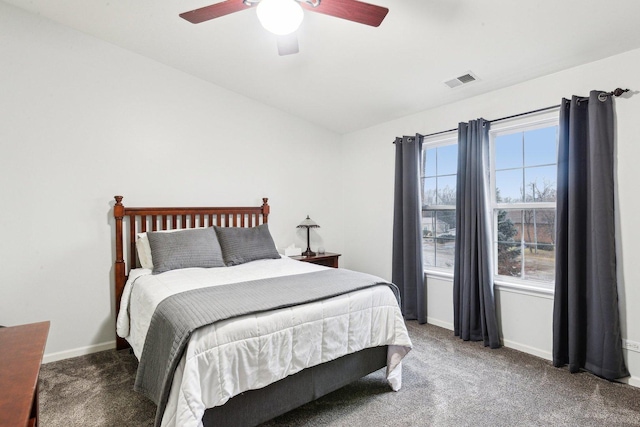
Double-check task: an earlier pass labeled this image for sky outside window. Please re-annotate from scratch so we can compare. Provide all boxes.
[423,144,458,206]
[495,126,558,203]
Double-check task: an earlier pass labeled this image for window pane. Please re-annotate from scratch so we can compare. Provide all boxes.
[423,177,436,205]
[422,211,435,267]
[496,209,522,278]
[496,169,523,202]
[536,209,556,243]
[435,211,456,268]
[520,209,555,281]
[423,236,435,268]
[435,236,456,268]
[437,144,458,175]
[436,210,456,233]
[521,209,555,247]
[437,175,457,205]
[524,127,557,167]
[497,242,522,277]
[497,209,521,243]
[424,148,437,177]
[495,133,522,170]
[524,244,555,281]
[422,210,456,270]
[524,166,556,202]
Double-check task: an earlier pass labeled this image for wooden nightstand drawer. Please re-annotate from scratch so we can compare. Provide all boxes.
[291,252,341,268]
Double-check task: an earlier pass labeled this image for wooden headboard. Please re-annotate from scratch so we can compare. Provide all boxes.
[112,195,270,350]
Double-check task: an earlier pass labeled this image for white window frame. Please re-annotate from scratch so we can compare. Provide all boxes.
[421,132,458,275]
[489,109,559,293]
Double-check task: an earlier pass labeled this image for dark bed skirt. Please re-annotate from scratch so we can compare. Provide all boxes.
[202,346,388,427]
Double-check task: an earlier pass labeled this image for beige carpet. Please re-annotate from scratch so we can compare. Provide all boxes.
[40,322,640,426]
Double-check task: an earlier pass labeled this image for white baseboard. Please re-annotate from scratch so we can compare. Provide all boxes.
[616,375,640,388]
[426,326,640,389]
[427,317,453,330]
[427,319,553,361]
[501,338,552,361]
[43,340,116,364]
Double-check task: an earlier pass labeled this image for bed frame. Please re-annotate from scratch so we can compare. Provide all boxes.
[112,196,388,426]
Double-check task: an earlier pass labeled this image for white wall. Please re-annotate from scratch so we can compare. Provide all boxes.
[341,48,640,387]
[0,2,343,361]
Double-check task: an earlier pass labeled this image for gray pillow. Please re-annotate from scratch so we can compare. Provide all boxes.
[147,227,225,274]
[214,223,281,266]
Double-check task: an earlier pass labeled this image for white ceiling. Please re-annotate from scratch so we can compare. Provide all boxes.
[5,0,640,134]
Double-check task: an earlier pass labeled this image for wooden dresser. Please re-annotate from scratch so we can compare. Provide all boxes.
[0,321,50,427]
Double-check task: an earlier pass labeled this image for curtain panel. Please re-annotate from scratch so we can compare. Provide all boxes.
[453,119,501,349]
[392,135,426,323]
[553,91,628,380]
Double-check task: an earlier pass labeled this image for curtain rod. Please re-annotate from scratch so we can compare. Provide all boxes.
[419,88,630,139]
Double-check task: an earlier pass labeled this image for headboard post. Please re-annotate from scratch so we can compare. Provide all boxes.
[113,195,128,350]
[262,198,270,224]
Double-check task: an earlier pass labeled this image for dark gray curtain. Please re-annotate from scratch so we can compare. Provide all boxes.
[392,135,426,323]
[453,119,500,348]
[553,91,628,380]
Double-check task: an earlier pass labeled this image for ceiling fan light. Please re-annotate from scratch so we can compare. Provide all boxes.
[257,0,304,36]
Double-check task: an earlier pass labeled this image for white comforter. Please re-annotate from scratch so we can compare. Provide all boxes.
[117,257,412,427]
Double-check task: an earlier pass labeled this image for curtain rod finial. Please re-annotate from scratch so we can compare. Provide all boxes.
[612,88,629,97]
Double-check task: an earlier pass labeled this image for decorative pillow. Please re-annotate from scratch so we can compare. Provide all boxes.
[136,229,189,270]
[214,223,281,266]
[147,227,225,274]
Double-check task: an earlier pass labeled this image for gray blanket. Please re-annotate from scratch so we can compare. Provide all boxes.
[134,268,400,427]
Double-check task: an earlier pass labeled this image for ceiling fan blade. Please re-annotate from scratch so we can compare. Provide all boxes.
[180,0,252,24]
[300,0,389,27]
[277,34,300,56]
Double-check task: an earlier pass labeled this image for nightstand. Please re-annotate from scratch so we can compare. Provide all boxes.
[291,252,341,268]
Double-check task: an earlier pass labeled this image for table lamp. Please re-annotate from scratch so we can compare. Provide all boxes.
[297,215,320,257]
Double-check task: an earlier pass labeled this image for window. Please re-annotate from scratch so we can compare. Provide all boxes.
[490,115,558,288]
[421,136,457,270]
[420,112,559,291]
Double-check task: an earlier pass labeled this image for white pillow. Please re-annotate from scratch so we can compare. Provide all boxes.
[136,232,154,269]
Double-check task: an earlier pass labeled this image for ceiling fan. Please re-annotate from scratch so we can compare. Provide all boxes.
[179,0,389,56]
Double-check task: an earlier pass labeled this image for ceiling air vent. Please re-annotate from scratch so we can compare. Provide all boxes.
[444,72,479,89]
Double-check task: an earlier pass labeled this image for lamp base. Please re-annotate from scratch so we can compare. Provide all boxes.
[302,249,316,257]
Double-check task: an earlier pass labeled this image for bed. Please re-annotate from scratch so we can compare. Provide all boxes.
[112,196,412,427]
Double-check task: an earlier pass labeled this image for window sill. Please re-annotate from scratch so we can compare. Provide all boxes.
[494,279,554,299]
[423,269,454,280]
[424,269,554,299]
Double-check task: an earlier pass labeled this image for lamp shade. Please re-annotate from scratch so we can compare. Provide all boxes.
[256,0,304,36]
[297,215,320,228]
